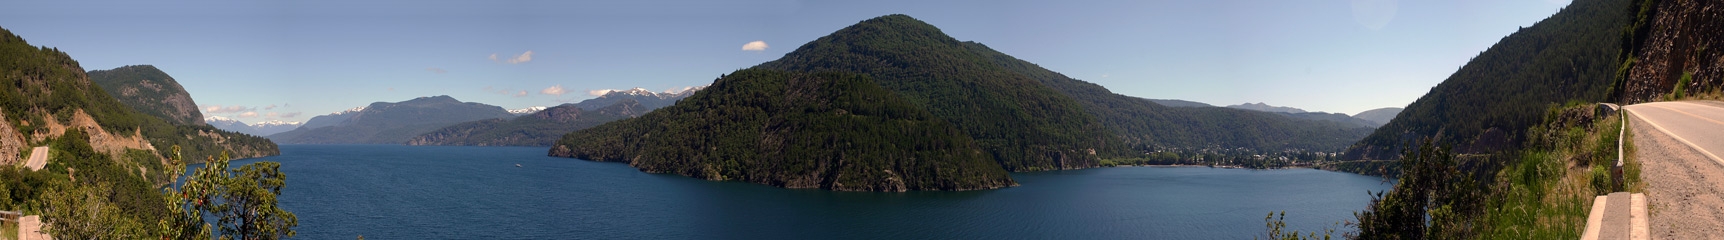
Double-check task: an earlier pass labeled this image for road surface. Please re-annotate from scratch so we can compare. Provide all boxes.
[23,146,47,171]
[1625,101,1724,239]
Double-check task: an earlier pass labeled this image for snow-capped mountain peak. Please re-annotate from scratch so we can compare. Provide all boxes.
[253,120,302,126]
[205,115,238,122]
[334,106,365,115]
[508,106,548,115]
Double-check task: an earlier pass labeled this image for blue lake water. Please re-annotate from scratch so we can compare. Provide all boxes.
[206,145,1391,239]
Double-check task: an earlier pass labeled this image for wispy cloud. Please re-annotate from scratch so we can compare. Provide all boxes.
[263,104,278,110]
[491,51,534,64]
[202,105,253,114]
[238,111,259,118]
[742,41,768,51]
[426,67,448,74]
[541,85,568,95]
[279,112,302,118]
[515,90,529,97]
[662,85,707,94]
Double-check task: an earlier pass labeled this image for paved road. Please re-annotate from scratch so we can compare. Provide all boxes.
[1626,101,1724,165]
[23,146,47,171]
[1625,101,1724,239]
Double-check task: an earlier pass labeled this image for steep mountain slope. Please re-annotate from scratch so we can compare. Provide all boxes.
[572,87,699,111]
[1345,0,1631,159]
[1619,0,1724,103]
[298,106,362,129]
[1227,102,1307,114]
[553,69,1015,191]
[408,99,644,146]
[961,34,1375,153]
[268,96,515,144]
[754,15,1119,171]
[0,28,276,161]
[87,65,205,126]
[1352,107,1404,127]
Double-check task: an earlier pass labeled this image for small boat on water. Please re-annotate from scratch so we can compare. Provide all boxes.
[515,164,522,167]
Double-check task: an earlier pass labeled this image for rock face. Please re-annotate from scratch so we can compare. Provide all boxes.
[269,96,516,144]
[87,65,207,126]
[407,99,647,147]
[1621,0,1724,103]
[553,69,1016,191]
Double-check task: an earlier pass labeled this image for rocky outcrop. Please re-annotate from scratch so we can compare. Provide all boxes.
[1622,0,1724,103]
[88,65,208,126]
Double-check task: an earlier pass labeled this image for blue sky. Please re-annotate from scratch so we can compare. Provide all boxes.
[1,0,1570,123]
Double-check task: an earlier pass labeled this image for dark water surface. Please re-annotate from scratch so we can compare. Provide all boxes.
[207,145,1390,239]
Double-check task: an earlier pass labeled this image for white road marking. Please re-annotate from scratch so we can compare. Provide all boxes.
[1628,104,1724,168]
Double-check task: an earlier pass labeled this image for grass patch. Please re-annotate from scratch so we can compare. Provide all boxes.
[1479,106,1628,238]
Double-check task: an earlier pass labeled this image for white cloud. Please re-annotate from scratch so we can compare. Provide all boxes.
[492,51,534,64]
[426,67,448,74]
[280,112,302,118]
[588,89,617,96]
[514,90,528,97]
[662,85,708,94]
[742,41,768,51]
[510,51,533,63]
[541,85,567,95]
[238,111,259,118]
[264,104,278,110]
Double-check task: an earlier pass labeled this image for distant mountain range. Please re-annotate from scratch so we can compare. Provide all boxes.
[1226,102,1307,114]
[1147,99,1214,108]
[572,87,701,111]
[205,116,302,137]
[268,96,515,144]
[407,87,699,146]
[1351,107,1403,127]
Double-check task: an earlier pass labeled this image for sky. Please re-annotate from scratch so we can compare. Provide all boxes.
[0,0,1572,124]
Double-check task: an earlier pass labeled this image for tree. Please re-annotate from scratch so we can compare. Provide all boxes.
[167,147,298,240]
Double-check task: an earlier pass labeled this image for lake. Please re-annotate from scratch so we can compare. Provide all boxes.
[204,145,1391,239]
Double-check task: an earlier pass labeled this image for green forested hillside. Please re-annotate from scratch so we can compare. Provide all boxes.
[0,28,276,161]
[755,15,1122,171]
[1345,0,1631,160]
[87,65,206,126]
[553,69,1015,191]
[968,41,1377,152]
[0,26,294,239]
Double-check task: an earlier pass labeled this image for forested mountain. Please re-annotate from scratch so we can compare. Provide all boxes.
[553,69,1015,191]
[955,25,1375,153]
[408,99,644,146]
[754,15,1121,171]
[1345,0,1632,160]
[0,29,276,161]
[571,87,699,111]
[268,95,515,144]
[1352,107,1403,127]
[1226,102,1307,114]
[87,65,205,126]
[1146,99,1214,108]
[1,26,288,237]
